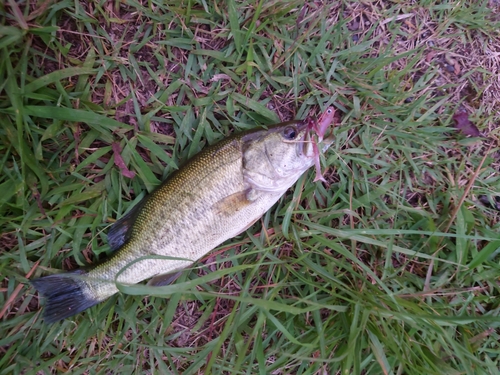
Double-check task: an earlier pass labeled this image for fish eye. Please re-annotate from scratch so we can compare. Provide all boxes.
[283,126,297,140]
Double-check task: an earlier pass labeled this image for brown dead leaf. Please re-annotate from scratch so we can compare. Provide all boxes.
[112,142,136,178]
[452,110,481,137]
[426,51,437,62]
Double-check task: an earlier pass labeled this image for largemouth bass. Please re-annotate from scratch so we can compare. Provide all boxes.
[31,116,334,323]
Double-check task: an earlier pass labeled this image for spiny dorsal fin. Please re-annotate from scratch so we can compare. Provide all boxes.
[107,198,146,251]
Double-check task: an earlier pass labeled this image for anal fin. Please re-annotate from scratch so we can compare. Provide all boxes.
[147,272,182,287]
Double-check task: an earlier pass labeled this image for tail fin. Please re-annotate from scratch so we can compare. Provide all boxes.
[31,271,100,323]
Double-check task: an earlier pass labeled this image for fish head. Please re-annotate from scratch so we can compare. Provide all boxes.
[241,120,334,192]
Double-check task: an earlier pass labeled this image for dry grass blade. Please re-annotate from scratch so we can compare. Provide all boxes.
[0,260,40,319]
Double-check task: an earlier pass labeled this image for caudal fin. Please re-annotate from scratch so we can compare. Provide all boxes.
[31,271,100,323]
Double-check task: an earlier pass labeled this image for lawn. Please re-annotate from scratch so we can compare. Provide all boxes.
[1,0,500,374]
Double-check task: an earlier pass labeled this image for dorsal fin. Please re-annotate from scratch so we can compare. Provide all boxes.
[107,198,147,251]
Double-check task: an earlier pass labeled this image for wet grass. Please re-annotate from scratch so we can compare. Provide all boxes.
[1,0,500,374]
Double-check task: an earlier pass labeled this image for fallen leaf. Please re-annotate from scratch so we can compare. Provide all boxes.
[452,111,481,137]
[426,51,437,62]
[112,142,136,178]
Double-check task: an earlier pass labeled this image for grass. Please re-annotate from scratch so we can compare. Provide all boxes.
[1,0,500,373]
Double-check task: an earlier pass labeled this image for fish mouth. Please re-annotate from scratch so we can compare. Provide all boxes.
[302,131,312,158]
[298,121,316,159]
[297,120,334,159]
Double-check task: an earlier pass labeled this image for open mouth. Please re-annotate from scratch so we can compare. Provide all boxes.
[297,121,314,158]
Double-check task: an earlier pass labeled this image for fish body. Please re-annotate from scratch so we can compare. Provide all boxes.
[32,119,334,323]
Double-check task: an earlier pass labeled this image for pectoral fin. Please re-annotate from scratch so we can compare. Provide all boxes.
[213,189,256,216]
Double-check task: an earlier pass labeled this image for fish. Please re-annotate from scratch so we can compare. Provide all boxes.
[31,114,335,323]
